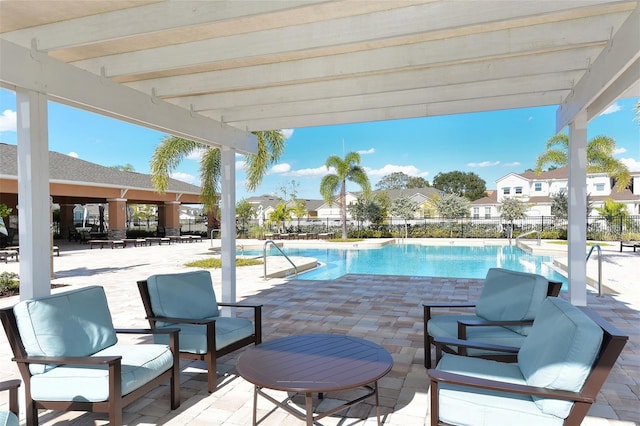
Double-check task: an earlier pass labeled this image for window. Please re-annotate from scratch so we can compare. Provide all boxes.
[534,182,542,192]
[484,207,491,219]
[503,187,510,195]
[473,207,479,219]
[595,183,605,191]
[515,187,523,194]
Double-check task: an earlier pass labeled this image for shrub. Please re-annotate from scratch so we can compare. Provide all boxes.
[0,272,19,296]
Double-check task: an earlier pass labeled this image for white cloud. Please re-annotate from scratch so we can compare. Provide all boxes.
[186,147,207,161]
[170,172,198,185]
[467,161,500,167]
[620,157,640,171]
[364,164,428,178]
[614,147,627,155]
[502,161,521,167]
[236,160,246,170]
[281,129,294,139]
[67,152,79,158]
[269,163,291,174]
[357,148,375,155]
[600,102,622,115]
[0,109,17,132]
[283,165,330,177]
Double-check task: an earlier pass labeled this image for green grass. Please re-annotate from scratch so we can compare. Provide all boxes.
[547,241,612,247]
[185,257,263,268]
[328,238,364,243]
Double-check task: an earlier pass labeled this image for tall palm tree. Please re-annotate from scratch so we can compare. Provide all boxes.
[320,152,370,239]
[150,131,286,223]
[535,134,630,190]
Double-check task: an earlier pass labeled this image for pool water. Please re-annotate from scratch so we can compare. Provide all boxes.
[255,244,567,284]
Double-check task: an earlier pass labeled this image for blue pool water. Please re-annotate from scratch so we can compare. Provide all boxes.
[254,244,567,284]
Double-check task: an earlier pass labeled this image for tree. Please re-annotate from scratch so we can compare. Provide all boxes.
[551,191,593,219]
[150,131,286,225]
[596,198,629,231]
[236,199,256,235]
[376,172,430,190]
[535,134,631,191]
[290,199,307,229]
[432,171,487,201]
[320,152,371,239]
[498,197,529,240]
[111,164,135,172]
[268,203,291,232]
[434,193,470,219]
[390,196,419,237]
[131,204,156,230]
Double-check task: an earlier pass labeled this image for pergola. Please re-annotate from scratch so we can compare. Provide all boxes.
[1,1,638,305]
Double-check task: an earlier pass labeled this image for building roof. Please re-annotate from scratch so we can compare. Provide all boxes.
[0,142,200,195]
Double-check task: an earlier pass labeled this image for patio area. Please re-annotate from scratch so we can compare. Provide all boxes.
[0,240,638,425]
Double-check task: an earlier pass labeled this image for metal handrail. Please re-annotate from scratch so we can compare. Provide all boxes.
[209,228,220,247]
[586,244,603,297]
[263,240,298,280]
[515,230,541,246]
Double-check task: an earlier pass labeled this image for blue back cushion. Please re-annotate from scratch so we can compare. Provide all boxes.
[475,268,548,327]
[146,270,219,319]
[518,297,603,418]
[13,286,117,374]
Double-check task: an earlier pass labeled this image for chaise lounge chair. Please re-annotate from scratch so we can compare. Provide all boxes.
[619,240,640,252]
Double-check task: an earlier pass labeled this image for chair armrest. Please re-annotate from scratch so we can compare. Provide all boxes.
[146,316,217,325]
[424,303,476,323]
[434,336,519,353]
[0,379,21,392]
[427,369,593,403]
[15,355,121,366]
[457,318,533,339]
[218,302,263,308]
[0,379,21,416]
[115,327,180,334]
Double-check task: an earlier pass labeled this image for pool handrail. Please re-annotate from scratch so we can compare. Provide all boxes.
[515,230,541,246]
[586,244,603,297]
[263,240,298,280]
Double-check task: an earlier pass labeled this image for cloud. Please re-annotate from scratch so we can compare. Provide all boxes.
[614,147,627,155]
[269,163,291,174]
[0,109,17,132]
[236,160,246,170]
[170,172,198,184]
[281,129,294,139]
[67,152,79,158]
[283,165,330,177]
[502,161,521,167]
[620,157,640,171]
[364,164,428,178]
[467,161,500,167]
[357,148,375,155]
[186,147,207,161]
[600,102,622,115]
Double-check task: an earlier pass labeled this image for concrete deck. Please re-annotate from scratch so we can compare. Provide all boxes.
[0,238,638,425]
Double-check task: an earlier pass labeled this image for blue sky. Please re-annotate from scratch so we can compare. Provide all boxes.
[1,88,638,201]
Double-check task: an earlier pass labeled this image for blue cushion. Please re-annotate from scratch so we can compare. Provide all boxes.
[154,317,254,354]
[0,411,18,426]
[29,344,173,402]
[146,271,219,319]
[428,314,526,356]
[436,354,563,426]
[475,268,548,334]
[519,297,603,418]
[13,286,118,374]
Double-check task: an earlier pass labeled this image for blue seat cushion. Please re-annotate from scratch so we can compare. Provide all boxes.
[428,314,526,356]
[475,268,548,335]
[13,286,117,374]
[29,344,173,402]
[154,317,254,354]
[0,411,18,426]
[146,271,219,319]
[435,354,563,426]
[519,298,603,418]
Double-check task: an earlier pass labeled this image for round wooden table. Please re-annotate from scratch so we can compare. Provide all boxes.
[237,333,393,425]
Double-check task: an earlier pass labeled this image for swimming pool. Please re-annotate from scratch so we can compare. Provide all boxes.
[258,243,567,283]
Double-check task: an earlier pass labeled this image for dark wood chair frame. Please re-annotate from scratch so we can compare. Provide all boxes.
[137,279,263,393]
[619,240,640,252]
[0,379,20,420]
[423,280,562,368]
[0,307,181,426]
[427,306,628,426]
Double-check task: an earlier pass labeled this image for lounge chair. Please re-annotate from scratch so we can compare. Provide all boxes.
[428,297,628,426]
[423,268,562,368]
[0,380,20,426]
[137,270,263,392]
[0,286,180,425]
[619,240,640,252]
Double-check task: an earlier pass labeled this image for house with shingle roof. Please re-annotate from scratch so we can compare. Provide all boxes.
[471,167,640,217]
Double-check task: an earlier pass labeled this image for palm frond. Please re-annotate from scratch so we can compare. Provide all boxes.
[199,148,222,213]
[150,136,203,193]
[244,130,287,191]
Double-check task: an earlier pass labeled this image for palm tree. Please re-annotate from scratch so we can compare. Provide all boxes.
[320,152,370,239]
[535,134,630,190]
[150,131,286,226]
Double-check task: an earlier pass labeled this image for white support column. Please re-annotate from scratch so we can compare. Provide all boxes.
[16,89,52,299]
[220,147,237,313]
[567,111,588,306]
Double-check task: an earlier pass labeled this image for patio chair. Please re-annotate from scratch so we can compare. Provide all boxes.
[428,297,628,426]
[0,286,180,426]
[619,240,640,252]
[0,380,20,426]
[423,267,562,368]
[137,270,263,393]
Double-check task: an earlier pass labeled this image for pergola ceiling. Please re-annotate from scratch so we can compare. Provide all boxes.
[1,0,638,137]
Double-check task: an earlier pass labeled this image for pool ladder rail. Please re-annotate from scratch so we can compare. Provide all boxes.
[586,244,603,297]
[263,240,298,280]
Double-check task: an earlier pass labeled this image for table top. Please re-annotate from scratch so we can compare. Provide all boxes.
[236,334,393,393]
